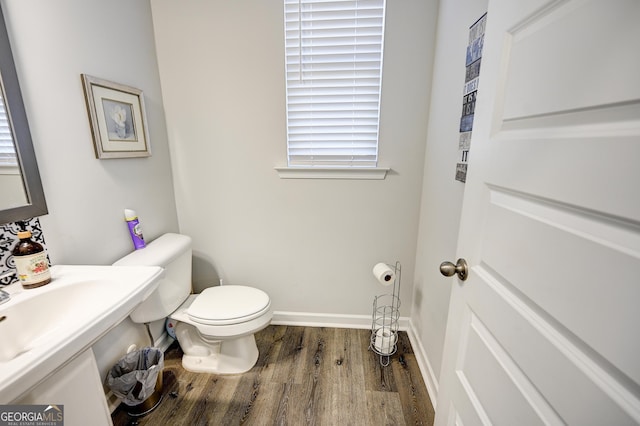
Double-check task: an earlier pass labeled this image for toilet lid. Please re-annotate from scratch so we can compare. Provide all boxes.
[187,285,270,325]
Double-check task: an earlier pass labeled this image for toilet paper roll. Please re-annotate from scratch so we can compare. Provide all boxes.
[374,327,397,355]
[372,262,395,286]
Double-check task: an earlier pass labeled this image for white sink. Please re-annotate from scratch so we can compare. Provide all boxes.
[0,264,163,403]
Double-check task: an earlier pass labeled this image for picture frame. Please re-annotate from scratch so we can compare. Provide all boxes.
[81,74,151,159]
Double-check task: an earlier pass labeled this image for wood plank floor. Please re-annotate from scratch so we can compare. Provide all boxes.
[112,325,434,425]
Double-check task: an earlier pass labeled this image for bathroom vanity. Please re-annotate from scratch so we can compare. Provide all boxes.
[0,265,163,424]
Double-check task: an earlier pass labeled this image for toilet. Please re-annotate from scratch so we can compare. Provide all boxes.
[114,233,272,374]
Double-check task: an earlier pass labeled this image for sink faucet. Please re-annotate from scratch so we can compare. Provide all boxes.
[0,270,15,305]
[0,288,9,305]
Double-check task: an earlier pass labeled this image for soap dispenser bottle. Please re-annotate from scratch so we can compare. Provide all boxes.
[12,226,51,289]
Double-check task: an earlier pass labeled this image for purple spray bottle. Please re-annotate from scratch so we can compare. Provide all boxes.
[124,209,146,250]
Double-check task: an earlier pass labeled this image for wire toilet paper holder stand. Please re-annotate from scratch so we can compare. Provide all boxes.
[369,261,401,366]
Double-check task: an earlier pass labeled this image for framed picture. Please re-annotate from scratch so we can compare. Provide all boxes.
[81,74,151,159]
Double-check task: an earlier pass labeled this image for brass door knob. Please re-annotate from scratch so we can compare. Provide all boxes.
[439,258,469,281]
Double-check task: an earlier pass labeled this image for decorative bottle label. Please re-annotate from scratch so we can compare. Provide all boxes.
[14,251,51,288]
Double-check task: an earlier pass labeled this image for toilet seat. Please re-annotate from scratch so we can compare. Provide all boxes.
[187,285,271,326]
[171,288,273,341]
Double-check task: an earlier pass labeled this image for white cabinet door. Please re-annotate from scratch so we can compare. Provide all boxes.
[435,0,640,424]
[17,349,112,426]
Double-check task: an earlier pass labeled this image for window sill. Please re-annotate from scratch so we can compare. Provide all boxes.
[275,166,390,180]
[0,165,20,175]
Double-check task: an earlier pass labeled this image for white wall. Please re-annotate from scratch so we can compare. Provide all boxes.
[2,0,178,389]
[150,0,438,317]
[412,0,488,396]
[2,0,178,266]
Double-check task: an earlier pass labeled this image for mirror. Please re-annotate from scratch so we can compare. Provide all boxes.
[0,4,47,225]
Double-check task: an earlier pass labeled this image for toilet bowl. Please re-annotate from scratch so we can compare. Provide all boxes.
[170,285,272,373]
[114,233,273,374]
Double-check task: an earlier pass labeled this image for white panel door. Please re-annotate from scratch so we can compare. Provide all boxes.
[435,0,640,425]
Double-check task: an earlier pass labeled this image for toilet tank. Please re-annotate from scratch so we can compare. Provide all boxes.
[114,233,192,323]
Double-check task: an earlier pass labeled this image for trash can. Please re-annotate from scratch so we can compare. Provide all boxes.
[106,347,164,416]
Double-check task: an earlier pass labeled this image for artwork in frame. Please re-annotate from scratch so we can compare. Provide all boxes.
[81,74,151,159]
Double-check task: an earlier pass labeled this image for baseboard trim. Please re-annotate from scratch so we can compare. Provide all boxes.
[154,331,175,352]
[272,310,410,331]
[407,320,439,410]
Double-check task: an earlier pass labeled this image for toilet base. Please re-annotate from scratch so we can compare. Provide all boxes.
[175,322,260,374]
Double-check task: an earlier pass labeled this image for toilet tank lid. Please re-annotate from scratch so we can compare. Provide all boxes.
[113,233,191,267]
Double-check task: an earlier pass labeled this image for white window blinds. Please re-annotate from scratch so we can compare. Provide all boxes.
[0,93,17,167]
[284,0,386,168]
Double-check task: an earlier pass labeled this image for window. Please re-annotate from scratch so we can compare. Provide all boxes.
[0,93,17,168]
[283,0,386,170]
